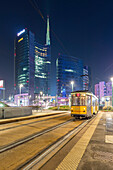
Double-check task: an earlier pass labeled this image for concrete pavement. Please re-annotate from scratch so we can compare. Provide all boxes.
[55,111,113,170]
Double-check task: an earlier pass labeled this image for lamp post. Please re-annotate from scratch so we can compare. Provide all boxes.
[71,81,74,92]
[40,91,43,96]
[111,77,113,106]
[40,91,43,111]
[19,84,23,94]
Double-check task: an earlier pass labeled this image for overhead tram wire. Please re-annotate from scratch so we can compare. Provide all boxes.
[29,0,70,56]
[30,0,46,22]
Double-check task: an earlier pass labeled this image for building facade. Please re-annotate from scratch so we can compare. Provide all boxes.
[14,17,51,104]
[83,66,92,91]
[34,43,51,95]
[106,81,112,96]
[14,29,35,101]
[95,81,112,105]
[56,54,83,96]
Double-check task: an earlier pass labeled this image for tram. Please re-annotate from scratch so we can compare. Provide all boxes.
[71,91,98,118]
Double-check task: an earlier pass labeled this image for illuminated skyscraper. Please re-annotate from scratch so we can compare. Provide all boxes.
[34,43,51,95]
[14,17,51,101]
[83,66,92,91]
[56,54,83,96]
[14,29,35,101]
[35,15,51,95]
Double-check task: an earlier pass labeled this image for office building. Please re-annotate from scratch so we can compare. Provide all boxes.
[14,17,51,104]
[56,54,83,96]
[83,66,92,91]
[35,43,51,95]
[95,81,112,105]
[14,29,35,101]
[106,81,112,96]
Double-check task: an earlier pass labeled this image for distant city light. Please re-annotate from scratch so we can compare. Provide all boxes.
[40,91,43,95]
[19,84,23,88]
[0,80,3,88]
[17,29,25,36]
[0,103,4,107]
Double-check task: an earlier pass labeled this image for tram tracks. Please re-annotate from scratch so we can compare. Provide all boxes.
[19,118,92,170]
[20,115,97,170]
[0,119,73,153]
[0,113,70,132]
[0,115,97,170]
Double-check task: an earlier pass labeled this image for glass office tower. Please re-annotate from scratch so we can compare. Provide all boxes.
[14,17,51,101]
[35,43,51,95]
[56,54,83,96]
[14,29,35,101]
[83,66,92,91]
[34,16,51,95]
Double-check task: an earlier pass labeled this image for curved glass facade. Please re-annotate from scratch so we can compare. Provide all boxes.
[56,54,83,96]
[35,43,51,95]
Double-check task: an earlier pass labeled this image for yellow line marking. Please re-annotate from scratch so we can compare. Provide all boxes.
[105,135,113,144]
[56,113,102,170]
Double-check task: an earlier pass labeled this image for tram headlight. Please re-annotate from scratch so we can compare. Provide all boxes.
[71,107,73,111]
[83,108,85,112]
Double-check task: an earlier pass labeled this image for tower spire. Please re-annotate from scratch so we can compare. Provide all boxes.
[46,15,50,45]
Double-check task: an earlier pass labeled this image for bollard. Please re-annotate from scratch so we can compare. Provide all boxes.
[2,108,4,119]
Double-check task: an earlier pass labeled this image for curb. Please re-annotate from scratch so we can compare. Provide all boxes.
[0,111,69,125]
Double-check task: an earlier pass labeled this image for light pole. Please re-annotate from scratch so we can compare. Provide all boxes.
[40,91,43,96]
[19,84,23,94]
[40,91,43,111]
[111,77,113,106]
[71,81,74,92]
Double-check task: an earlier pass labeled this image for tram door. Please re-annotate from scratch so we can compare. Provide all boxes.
[86,95,91,116]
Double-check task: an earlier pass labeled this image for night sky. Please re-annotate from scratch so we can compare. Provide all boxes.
[0,0,113,98]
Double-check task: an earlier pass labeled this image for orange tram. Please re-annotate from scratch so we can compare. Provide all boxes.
[71,91,98,118]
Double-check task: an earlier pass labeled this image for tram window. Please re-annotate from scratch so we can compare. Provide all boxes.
[86,96,91,106]
[77,97,80,106]
[81,97,86,106]
[71,95,76,105]
[71,95,80,106]
[92,97,95,106]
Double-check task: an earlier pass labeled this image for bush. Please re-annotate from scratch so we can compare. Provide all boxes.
[49,105,70,110]
[103,106,113,111]
[31,106,40,110]
[0,101,10,107]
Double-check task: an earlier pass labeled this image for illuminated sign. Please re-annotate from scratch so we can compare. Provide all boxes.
[0,80,3,88]
[17,29,25,36]
[18,37,23,42]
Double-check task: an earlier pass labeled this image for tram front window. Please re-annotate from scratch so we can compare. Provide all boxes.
[71,95,80,106]
[71,94,86,106]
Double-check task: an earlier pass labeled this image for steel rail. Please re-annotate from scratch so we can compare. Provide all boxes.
[21,116,96,170]
[0,119,73,154]
[0,113,70,132]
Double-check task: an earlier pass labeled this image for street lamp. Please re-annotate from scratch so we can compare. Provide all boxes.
[71,81,74,92]
[19,84,23,94]
[40,91,43,111]
[40,91,43,96]
[111,77,113,106]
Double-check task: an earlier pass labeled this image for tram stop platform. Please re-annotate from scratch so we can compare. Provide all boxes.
[56,111,113,170]
[0,110,68,124]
